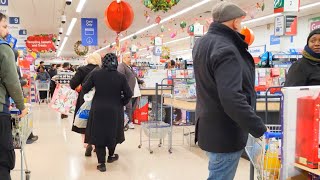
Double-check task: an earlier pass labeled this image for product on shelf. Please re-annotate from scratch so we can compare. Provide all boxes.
[255,67,286,94]
[295,94,320,169]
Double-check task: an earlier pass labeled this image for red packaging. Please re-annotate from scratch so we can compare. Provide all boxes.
[295,95,320,169]
[133,104,148,125]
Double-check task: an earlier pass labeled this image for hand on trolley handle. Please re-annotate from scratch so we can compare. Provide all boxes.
[19,108,29,118]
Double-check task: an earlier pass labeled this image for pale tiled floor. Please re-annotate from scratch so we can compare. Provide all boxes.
[11,104,251,180]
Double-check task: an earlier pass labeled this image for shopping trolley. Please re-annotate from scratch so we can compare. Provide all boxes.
[246,125,282,180]
[35,80,50,104]
[11,108,32,180]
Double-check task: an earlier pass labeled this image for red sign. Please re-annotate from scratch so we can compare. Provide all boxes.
[26,35,56,53]
[311,21,320,32]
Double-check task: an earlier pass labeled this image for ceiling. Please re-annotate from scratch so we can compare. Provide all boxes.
[9,0,320,58]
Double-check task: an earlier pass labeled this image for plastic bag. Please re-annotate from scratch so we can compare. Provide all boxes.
[74,101,91,128]
[84,88,95,102]
[50,84,78,114]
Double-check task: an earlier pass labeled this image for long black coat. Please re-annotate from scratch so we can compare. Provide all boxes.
[70,64,98,134]
[82,69,132,147]
[192,23,266,153]
[285,57,320,86]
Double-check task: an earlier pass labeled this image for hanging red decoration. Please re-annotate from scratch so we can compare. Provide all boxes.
[104,0,134,34]
[241,26,255,46]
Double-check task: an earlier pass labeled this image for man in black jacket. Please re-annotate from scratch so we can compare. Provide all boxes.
[192,2,267,180]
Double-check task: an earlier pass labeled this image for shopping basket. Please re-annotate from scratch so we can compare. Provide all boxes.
[142,121,171,139]
[245,125,282,180]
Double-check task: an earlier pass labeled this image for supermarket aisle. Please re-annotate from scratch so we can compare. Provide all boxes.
[11,104,250,180]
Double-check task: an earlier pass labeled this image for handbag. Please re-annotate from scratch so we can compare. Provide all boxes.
[74,100,91,128]
[50,84,78,114]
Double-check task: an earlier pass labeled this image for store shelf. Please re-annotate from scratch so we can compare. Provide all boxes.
[163,97,196,111]
[141,88,172,96]
[163,97,280,112]
[294,163,320,176]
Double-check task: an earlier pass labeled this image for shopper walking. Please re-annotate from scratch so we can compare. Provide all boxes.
[48,64,57,98]
[52,62,74,119]
[0,13,28,180]
[285,28,320,86]
[36,66,51,101]
[192,2,267,180]
[82,53,132,172]
[36,61,47,72]
[118,54,143,130]
[70,52,101,157]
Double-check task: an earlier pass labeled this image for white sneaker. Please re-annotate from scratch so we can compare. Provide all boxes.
[128,122,135,129]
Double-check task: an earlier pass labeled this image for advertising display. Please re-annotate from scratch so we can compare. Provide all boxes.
[26,34,57,53]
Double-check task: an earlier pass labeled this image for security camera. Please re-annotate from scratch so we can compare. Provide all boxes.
[59,27,63,35]
[66,0,72,5]
[61,15,66,24]
[57,36,61,42]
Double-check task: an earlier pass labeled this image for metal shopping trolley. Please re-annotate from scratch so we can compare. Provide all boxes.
[35,80,50,104]
[11,108,32,180]
[245,125,282,180]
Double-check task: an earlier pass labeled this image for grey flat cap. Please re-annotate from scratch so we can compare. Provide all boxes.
[212,2,246,23]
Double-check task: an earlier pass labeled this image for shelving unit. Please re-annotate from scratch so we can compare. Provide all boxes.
[294,163,320,176]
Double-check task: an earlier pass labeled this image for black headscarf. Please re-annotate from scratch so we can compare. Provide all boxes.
[102,53,118,71]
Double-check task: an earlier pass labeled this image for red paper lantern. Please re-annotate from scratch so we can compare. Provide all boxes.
[104,0,134,34]
[241,26,255,46]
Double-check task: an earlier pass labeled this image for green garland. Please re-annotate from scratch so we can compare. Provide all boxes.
[143,0,180,12]
[74,41,89,56]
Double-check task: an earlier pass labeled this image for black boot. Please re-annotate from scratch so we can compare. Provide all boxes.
[97,163,106,172]
[107,154,119,163]
[85,145,93,157]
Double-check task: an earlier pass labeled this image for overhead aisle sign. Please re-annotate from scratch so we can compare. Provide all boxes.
[81,18,98,46]
[274,0,300,13]
[0,0,8,15]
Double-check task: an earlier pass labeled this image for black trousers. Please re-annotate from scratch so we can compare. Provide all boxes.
[125,97,138,123]
[0,114,15,180]
[96,145,116,164]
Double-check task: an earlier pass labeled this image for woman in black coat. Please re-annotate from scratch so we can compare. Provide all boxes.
[69,53,101,155]
[82,53,132,172]
[285,28,320,86]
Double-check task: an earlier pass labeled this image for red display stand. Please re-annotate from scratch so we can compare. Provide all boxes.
[295,95,320,169]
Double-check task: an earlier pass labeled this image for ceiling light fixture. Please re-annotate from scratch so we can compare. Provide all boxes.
[76,0,87,13]
[66,18,77,36]
[242,13,281,25]
[300,2,320,10]
[57,37,69,57]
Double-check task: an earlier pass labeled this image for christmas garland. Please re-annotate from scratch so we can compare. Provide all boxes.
[143,0,180,12]
[74,41,89,56]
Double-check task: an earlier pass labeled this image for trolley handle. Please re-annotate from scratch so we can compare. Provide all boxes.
[264,132,282,139]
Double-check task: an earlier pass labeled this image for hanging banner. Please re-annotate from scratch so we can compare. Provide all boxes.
[285,15,298,36]
[274,0,300,13]
[153,46,162,56]
[274,16,285,36]
[16,29,27,48]
[0,0,8,15]
[26,34,57,53]
[8,17,20,37]
[81,18,98,46]
[309,17,320,32]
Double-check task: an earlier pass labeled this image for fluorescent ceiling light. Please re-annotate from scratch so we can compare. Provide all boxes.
[76,0,87,13]
[171,49,192,55]
[242,13,281,25]
[57,37,69,57]
[66,18,77,36]
[161,0,211,24]
[164,37,190,45]
[300,2,320,10]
